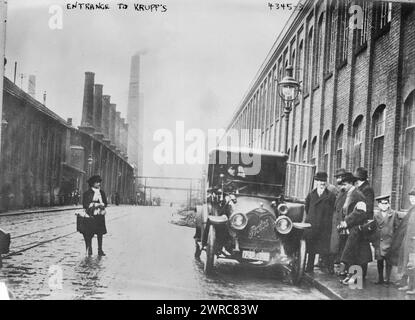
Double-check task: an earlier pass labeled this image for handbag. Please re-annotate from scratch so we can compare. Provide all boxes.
[75,210,94,233]
[359,219,377,240]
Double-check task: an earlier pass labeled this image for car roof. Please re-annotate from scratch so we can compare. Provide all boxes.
[209,146,288,158]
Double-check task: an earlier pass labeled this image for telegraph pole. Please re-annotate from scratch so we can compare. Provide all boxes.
[0,0,7,157]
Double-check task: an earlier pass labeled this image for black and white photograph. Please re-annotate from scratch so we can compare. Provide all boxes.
[0,0,415,304]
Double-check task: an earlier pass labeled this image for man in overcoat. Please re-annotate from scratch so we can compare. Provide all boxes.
[328,168,348,272]
[337,172,372,284]
[304,172,336,273]
[354,167,375,220]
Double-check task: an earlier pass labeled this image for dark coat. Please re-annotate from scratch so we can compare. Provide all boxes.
[373,209,399,259]
[305,188,336,254]
[340,187,373,265]
[330,189,347,255]
[78,189,108,235]
[386,206,415,269]
[358,181,375,220]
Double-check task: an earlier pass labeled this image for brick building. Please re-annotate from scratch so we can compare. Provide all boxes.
[0,74,134,211]
[225,0,415,211]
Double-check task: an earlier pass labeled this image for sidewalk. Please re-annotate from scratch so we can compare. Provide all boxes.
[0,205,83,217]
[304,261,415,300]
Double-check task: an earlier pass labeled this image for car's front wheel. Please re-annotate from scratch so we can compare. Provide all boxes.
[204,224,216,275]
[290,239,306,285]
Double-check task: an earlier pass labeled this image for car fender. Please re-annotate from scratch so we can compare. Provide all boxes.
[207,215,228,225]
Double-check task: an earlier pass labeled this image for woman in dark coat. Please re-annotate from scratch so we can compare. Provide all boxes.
[304,172,336,272]
[78,175,108,256]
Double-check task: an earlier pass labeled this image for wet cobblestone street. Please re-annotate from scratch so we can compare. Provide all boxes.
[0,206,328,300]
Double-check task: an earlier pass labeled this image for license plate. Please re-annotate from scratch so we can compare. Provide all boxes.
[242,250,270,262]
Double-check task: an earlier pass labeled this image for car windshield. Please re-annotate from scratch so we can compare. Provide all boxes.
[207,149,287,198]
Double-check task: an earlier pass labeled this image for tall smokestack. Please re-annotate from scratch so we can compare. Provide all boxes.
[92,83,104,139]
[80,71,95,134]
[102,95,111,144]
[28,74,36,98]
[115,111,121,153]
[127,53,143,176]
[109,103,117,150]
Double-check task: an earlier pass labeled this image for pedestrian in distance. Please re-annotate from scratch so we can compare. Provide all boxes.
[372,195,399,285]
[77,175,108,256]
[304,172,336,273]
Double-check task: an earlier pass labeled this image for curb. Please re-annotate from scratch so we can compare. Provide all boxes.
[303,273,344,300]
[0,206,83,217]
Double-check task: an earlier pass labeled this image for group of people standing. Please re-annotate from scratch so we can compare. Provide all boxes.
[304,167,415,294]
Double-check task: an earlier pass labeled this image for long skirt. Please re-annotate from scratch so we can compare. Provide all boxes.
[77,215,107,236]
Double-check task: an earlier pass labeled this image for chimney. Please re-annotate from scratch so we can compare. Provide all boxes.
[28,75,36,98]
[92,83,104,139]
[124,122,129,156]
[80,71,95,133]
[120,118,126,155]
[67,118,73,126]
[102,95,111,143]
[115,111,121,152]
[109,103,117,149]
[43,91,46,105]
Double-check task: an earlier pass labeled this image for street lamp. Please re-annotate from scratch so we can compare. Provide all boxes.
[276,65,300,154]
[87,155,93,176]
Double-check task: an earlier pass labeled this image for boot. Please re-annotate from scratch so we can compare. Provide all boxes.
[97,235,106,256]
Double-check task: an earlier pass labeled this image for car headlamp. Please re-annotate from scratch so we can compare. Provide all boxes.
[275,216,293,234]
[230,213,248,230]
[277,203,289,215]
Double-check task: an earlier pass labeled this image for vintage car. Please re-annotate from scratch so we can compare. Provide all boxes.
[194,147,315,284]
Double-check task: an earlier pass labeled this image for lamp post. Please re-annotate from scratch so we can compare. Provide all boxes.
[87,155,93,177]
[276,65,300,154]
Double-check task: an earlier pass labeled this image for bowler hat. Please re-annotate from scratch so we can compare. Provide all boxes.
[340,172,357,184]
[376,194,390,202]
[87,175,102,186]
[314,172,328,182]
[353,167,368,180]
[334,168,347,178]
[409,188,415,196]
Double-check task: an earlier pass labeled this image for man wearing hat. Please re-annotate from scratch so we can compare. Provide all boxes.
[354,167,375,220]
[304,172,336,273]
[373,195,399,285]
[328,168,348,273]
[335,172,372,284]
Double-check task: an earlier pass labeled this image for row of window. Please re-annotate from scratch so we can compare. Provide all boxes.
[232,1,393,137]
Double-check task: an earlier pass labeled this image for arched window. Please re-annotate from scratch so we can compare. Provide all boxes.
[338,0,350,65]
[311,136,317,165]
[325,0,337,74]
[402,91,415,209]
[323,130,330,172]
[293,145,298,162]
[372,105,386,197]
[305,27,313,94]
[297,40,304,83]
[314,14,324,86]
[336,124,344,170]
[353,116,364,170]
[302,140,308,163]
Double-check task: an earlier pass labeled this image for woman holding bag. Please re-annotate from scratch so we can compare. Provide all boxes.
[77,175,108,256]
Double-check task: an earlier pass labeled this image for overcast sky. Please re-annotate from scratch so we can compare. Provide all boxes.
[5,0,296,181]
